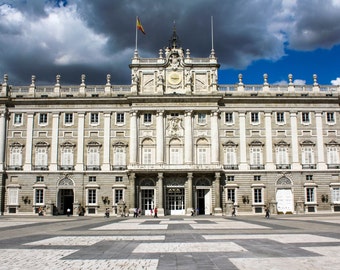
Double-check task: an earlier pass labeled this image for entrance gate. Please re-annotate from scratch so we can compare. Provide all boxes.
[166,187,185,215]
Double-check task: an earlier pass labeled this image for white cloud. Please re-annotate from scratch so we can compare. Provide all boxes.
[293,79,306,85]
[331,77,340,85]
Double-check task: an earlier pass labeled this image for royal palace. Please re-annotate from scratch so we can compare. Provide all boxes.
[1,30,340,217]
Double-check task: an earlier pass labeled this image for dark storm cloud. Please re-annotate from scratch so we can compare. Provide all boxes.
[1,0,340,85]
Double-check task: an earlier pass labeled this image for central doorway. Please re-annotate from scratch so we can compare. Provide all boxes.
[58,189,74,215]
[196,188,211,215]
[166,187,185,215]
[141,189,154,215]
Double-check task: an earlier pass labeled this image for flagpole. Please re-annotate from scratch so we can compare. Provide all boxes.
[210,16,215,58]
[135,16,138,52]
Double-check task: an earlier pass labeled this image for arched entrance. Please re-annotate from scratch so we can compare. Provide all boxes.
[275,176,294,214]
[57,177,75,215]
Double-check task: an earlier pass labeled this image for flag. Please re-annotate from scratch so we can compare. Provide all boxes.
[136,17,146,35]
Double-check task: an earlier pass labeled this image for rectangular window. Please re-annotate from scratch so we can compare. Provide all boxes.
[225,148,236,165]
[302,112,310,123]
[89,176,96,182]
[36,176,44,182]
[225,112,233,123]
[327,147,339,164]
[144,113,152,123]
[306,175,313,181]
[143,148,152,164]
[276,112,284,123]
[170,148,181,164]
[35,189,44,204]
[302,147,314,164]
[327,112,335,123]
[14,113,22,125]
[251,148,262,165]
[227,189,236,203]
[253,188,263,203]
[39,113,48,124]
[90,113,99,124]
[116,113,125,124]
[115,189,124,204]
[197,113,206,124]
[306,188,315,202]
[251,112,259,123]
[197,148,207,164]
[332,187,340,203]
[88,189,97,204]
[65,113,73,124]
[227,176,235,182]
[115,176,123,182]
[254,175,261,181]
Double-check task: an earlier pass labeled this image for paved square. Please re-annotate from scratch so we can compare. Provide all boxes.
[1,214,340,269]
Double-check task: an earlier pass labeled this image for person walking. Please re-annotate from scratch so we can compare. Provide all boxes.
[154,207,158,218]
[67,208,71,217]
[265,208,270,219]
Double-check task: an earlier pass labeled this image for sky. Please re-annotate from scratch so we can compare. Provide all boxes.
[1,0,340,86]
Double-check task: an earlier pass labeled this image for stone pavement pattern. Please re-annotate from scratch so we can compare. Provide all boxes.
[1,215,340,269]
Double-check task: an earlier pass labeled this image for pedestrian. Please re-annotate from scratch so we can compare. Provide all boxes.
[138,208,141,217]
[67,208,71,217]
[134,208,138,218]
[232,207,236,217]
[105,208,110,218]
[265,208,270,219]
[154,207,158,218]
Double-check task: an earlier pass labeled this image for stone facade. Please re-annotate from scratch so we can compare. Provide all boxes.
[1,31,340,216]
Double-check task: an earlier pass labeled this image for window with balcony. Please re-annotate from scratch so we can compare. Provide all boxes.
[60,142,75,170]
[34,142,49,170]
[9,143,23,170]
[112,142,127,170]
[86,142,101,170]
[249,141,264,169]
[169,138,183,165]
[275,141,290,169]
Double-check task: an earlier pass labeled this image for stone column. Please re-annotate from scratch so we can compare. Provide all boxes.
[264,111,275,170]
[184,110,193,164]
[156,110,164,164]
[102,112,111,171]
[128,173,136,214]
[0,110,6,171]
[23,113,34,171]
[239,112,247,170]
[186,172,193,214]
[315,112,326,169]
[290,112,301,170]
[214,172,222,215]
[50,113,59,171]
[211,110,219,164]
[157,173,164,216]
[129,111,138,164]
[75,112,85,171]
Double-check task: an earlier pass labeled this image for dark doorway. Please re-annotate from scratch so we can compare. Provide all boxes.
[59,189,74,215]
[197,189,206,215]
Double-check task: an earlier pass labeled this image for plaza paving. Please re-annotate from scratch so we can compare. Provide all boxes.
[1,214,340,269]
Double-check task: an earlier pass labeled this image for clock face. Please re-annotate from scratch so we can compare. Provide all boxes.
[168,72,182,85]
